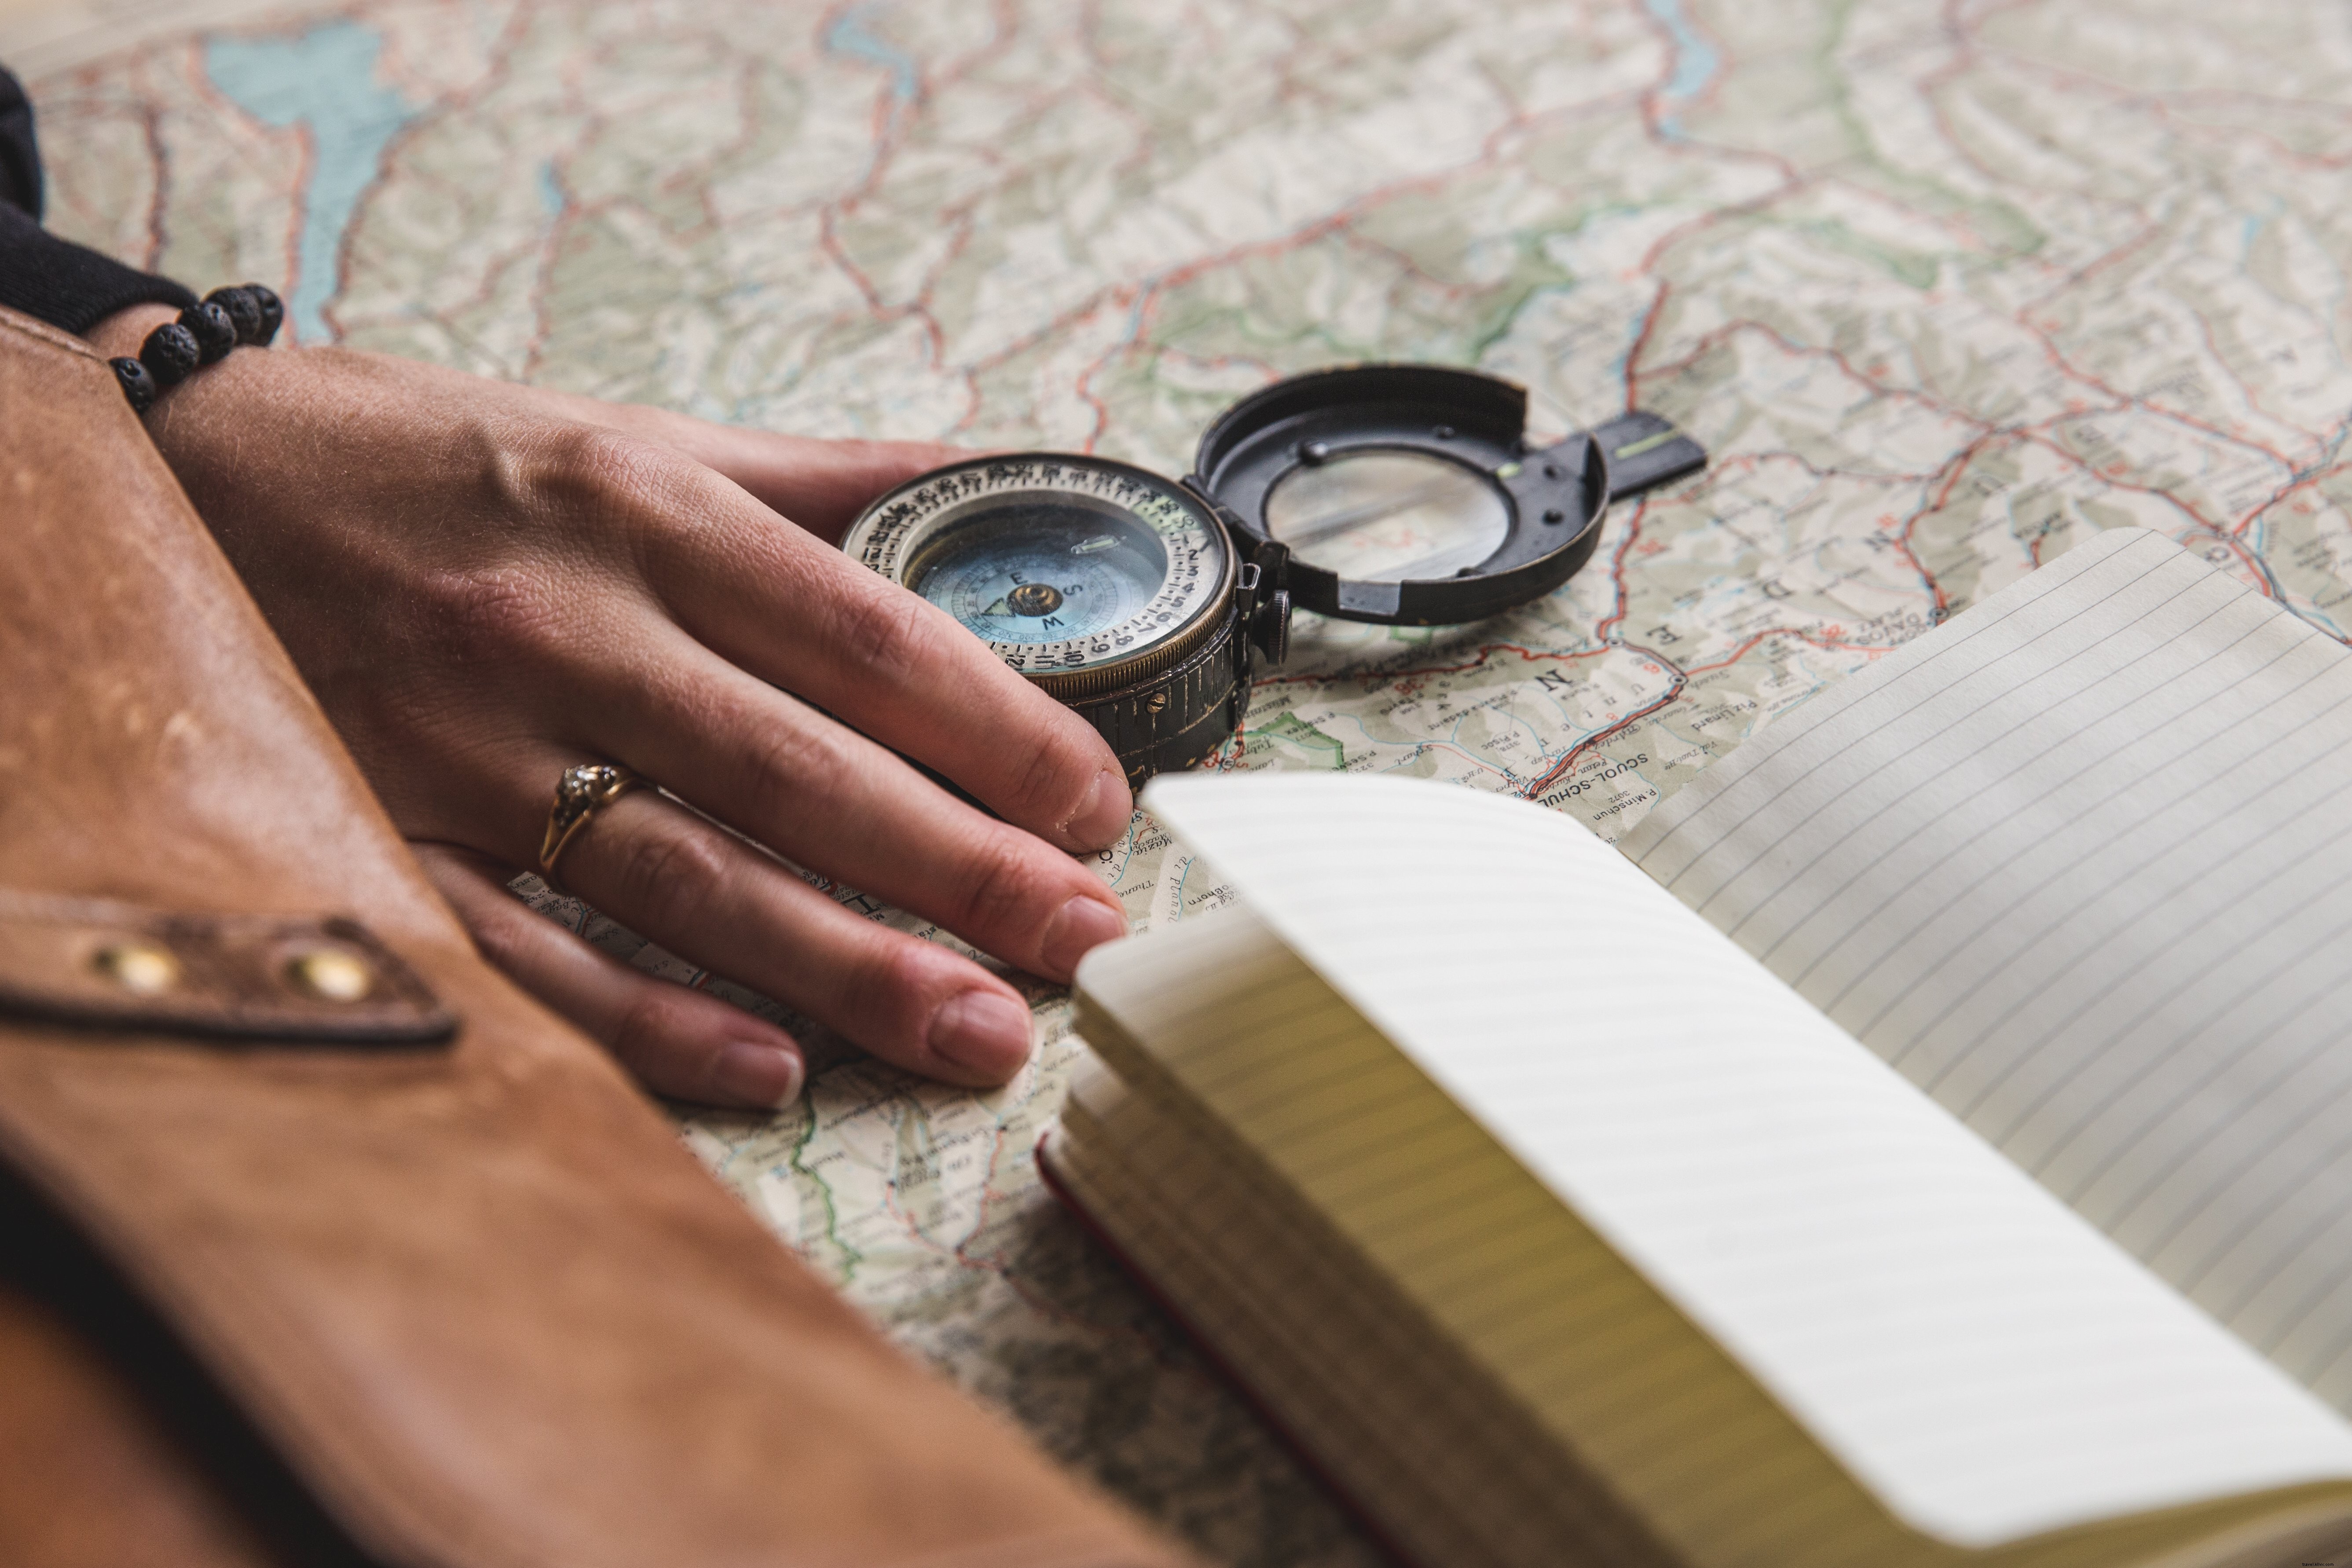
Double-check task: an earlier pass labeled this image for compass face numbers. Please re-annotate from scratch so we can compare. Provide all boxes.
[846,457,1232,681]
[1262,448,1510,583]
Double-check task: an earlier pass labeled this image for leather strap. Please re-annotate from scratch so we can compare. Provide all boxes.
[0,891,454,1044]
[0,308,1191,1568]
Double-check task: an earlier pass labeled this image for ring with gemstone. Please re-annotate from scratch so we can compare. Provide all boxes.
[537,763,650,894]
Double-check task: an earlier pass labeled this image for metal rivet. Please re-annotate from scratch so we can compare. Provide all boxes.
[1147,690,1170,713]
[288,948,374,1003]
[1300,440,1331,465]
[92,941,180,996]
[1543,509,1567,524]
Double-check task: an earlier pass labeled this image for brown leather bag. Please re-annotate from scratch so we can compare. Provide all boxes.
[0,307,1193,1568]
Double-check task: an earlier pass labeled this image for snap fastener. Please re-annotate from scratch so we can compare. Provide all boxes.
[286,948,375,1003]
[92,941,181,996]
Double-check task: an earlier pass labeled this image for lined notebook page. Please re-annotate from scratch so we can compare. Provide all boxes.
[1073,910,1879,1568]
[1621,528,2352,1407]
[1143,771,2352,1549]
[1050,1046,1689,1568]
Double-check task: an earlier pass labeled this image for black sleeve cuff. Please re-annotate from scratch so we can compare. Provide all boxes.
[0,66,40,216]
[0,201,196,336]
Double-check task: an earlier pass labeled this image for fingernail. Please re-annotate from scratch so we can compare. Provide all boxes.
[1041,894,1128,979]
[711,1038,804,1108]
[1067,767,1132,848]
[927,990,1034,1076]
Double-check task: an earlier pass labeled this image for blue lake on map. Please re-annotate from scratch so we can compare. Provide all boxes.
[825,4,921,104]
[206,22,417,344]
[1641,0,1720,137]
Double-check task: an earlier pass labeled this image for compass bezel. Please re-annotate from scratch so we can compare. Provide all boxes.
[841,453,1237,702]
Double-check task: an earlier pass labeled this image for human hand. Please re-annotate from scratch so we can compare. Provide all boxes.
[94,306,1134,1109]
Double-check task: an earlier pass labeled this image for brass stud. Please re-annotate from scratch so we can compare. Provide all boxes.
[92,941,180,996]
[287,948,374,1003]
[1146,690,1170,713]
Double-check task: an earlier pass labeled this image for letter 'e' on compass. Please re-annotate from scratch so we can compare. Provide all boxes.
[840,364,1705,785]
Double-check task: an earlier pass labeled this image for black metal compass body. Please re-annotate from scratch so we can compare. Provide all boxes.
[841,364,1707,786]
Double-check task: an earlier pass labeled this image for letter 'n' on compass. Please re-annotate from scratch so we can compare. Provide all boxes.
[840,363,1706,784]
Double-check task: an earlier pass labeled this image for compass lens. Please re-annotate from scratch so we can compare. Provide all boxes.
[1263,450,1510,583]
[905,496,1169,646]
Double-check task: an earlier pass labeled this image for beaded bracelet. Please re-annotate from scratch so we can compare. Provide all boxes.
[109,284,284,413]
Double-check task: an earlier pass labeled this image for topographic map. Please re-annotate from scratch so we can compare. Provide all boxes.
[15,0,2352,1560]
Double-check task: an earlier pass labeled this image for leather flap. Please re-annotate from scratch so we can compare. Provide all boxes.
[0,891,454,1045]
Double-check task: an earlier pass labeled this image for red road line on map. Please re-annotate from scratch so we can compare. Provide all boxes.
[116,0,2352,655]
[1523,683,1682,799]
[1246,640,1625,691]
[1522,617,1904,800]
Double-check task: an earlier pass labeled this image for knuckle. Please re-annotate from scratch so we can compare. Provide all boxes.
[1003,719,1103,826]
[835,934,942,1043]
[734,711,858,820]
[603,985,683,1077]
[600,816,734,938]
[498,423,697,561]
[530,424,668,511]
[833,581,945,687]
[946,830,1055,936]
[460,896,535,973]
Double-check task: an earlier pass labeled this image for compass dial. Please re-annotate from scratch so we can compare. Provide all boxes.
[843,456,1233,691]
[910,500,1165,647]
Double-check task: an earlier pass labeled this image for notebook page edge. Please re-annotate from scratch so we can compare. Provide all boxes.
[1066,948,1907,1568]
[1052,1066,2352,1568]
[1615,524,2352,1399]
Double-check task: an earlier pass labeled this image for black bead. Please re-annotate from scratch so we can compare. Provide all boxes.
[110,355,157,413]
[205,285,264,345]
[139,322,201,386]
[242,283,284,346]
[180,300,237,363]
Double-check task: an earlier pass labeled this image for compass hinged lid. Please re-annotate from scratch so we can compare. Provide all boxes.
[1188,363,1704,626]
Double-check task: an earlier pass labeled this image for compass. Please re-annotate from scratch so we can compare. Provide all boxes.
[841,364,1707,785]
[843,454,1288,784]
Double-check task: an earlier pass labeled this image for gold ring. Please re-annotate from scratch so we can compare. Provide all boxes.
[538,762,650,893]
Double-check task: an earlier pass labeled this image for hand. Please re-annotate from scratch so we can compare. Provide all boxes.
[94,306,1134,1108]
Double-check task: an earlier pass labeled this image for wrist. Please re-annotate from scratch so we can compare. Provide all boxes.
[93,285,286,415]
[88,300,181,360]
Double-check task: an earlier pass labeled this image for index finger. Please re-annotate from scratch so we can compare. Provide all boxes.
[502,384,966,544]
[621,454,1136,851]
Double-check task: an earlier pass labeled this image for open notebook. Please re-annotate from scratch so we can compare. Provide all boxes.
[1041,528,2352,1568]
